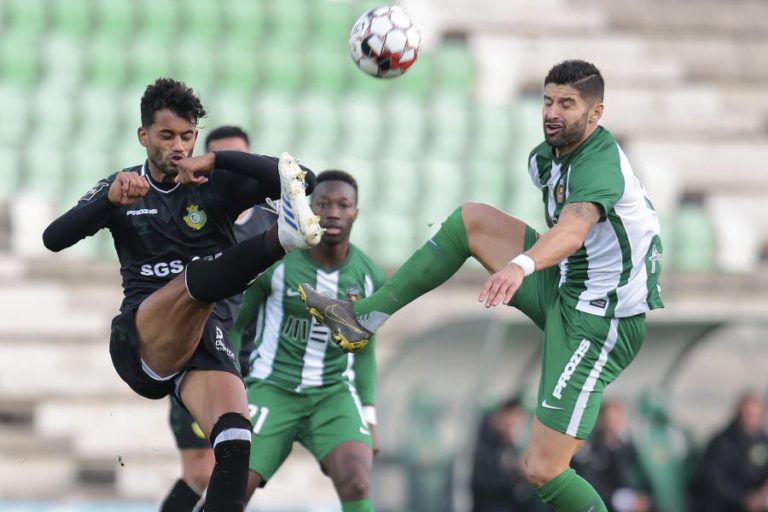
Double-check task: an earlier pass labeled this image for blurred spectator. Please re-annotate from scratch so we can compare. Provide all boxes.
[571,400,652,512]
[632,388,697,512]
[471,397,544,512]
[696,391,768,512]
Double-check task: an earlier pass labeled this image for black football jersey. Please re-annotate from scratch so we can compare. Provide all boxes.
[43,155,289,312]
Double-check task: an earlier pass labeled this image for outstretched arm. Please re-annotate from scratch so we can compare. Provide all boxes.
[479,201,601,307]
[42,172,149,252]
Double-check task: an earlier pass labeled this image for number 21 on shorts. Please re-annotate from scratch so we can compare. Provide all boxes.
[248,404,270,434]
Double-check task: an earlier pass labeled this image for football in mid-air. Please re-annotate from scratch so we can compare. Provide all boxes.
[348,5,421,79]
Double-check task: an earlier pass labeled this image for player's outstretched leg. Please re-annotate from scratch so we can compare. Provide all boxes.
[275,151,324,251]
[298,203,528,347]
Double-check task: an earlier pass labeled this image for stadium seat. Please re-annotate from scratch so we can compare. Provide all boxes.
[420,157,464,221]
[426,93,471,159]
[3,0,47,36]
[50,0,92,37]
[339,94,384,159]
[382,94,428,159]
[266,0,311,48]
[294,93,341,159]
[0,29,43,87]
[0,146,21,200]
[0,85,30,146]
[180,0,223,42]
[83,33,127,88]
[252,90,297,156]
[306,43,352,95]
[136,0,180,41]
[672,203,716,271]
[23,148,67,200]
[368,213,416,267]
[377,159,421,215]
[126,36,174,89]
[220,0,267,46]
[467,159,510,207]
[261,38,305,94]
[39,35,84,93]
[470,104,515,162]
[174,39,218,94]
[204,91,257,140]
[28,89,76,149]
[313,0,355,46]
[215,38,262,95]
[434,38,476,96]
[92,0,136,41]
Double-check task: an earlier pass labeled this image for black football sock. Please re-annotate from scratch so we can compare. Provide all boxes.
[185,227,283,303]
[160,478,202,512]
[204,413,252,512]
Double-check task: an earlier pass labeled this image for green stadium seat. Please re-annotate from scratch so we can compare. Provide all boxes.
[181,0,223,42]
[468,159,509,207]
[136,0,180,41]
[84,33,127,88]
[420,158,464,221]
[50,0,92,37]
[470,104,515,162]
[174,40,218,95]
[672,203,716,271]
[377,159,420,215]
[4,0,47,35]
[426,93,471,159]
[262,44,305,94]
[92,0,136,41]
[28,90,76,149]
[65,145,112,200]
[383,94,427,159]
[205,92,256,140]
[215,39,262,95]
[39,35,84,92]
[434,39,476,96]
[339,94,382,159]
[220,0,267,47]
[294,93,341,159]
[24,148,67,200]
[388,52,432,98]
[305,43,352,95]
[0,30,43,87]
[74,87,120,150]
[127,37,174,88]
[252,90,296,156]
[0,86,30,146]
[367,213,415,267]
[0,146,22,200]
[313,0,355,45]
[266,0,311,48]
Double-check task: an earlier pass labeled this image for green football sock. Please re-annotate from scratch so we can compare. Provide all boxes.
[342,498,374,512]
[537,468,608,512]
[353,207,470,326]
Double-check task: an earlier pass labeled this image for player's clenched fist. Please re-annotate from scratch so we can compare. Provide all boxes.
[108,172,149,206]
[174,152,215,185]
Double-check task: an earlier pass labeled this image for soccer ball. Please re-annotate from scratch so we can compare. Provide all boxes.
[349,6,421,79]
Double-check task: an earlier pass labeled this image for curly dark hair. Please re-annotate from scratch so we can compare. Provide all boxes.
[140,78,207,127]
[545,60,604,103]
[315,169,359,203]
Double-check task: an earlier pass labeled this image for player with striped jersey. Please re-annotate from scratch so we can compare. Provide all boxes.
[299,60,663,512]
[231,170,385,512]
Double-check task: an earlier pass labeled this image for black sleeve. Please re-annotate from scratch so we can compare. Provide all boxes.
[213,151,317,218]
[42,179,117,252]
[214,151,317,194]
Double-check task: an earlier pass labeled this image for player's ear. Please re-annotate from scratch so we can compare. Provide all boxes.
[590,102,604,124]
[137,126,148,148]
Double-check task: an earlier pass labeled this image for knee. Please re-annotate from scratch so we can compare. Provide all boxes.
[336,469,370,501]
[211,412,252,456]
[522,451,565,489]
[186,464,212,492]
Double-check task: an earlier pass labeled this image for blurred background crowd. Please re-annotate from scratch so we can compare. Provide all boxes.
[0,0,767,510]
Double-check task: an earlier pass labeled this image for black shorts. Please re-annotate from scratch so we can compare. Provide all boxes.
[169,397,211,449]
[109,307,242,400]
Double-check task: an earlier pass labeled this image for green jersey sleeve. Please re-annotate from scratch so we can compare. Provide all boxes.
[566,148,624,221]
[230,271,271,355]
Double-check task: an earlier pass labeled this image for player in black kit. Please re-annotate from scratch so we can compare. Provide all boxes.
[42,79,322,512]
[161,125,279,512]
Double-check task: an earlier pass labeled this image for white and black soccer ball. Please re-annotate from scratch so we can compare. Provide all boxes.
[348,5,421,79]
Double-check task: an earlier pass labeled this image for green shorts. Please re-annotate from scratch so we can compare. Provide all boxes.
[246,379,372,483]
[510,227,647,439]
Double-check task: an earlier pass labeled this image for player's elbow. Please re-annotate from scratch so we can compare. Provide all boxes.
[42,226,66,252]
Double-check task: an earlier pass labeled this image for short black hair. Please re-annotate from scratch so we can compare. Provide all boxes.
[545,60,604,103]
[205,125,250,150]
[140,78,206,128]
[314,170,359,203]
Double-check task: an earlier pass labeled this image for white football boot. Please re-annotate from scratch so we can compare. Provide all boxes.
[275,152,324,252]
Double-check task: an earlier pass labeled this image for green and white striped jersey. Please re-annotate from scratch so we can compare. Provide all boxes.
[231,245,386,404]
[528,126,664,318]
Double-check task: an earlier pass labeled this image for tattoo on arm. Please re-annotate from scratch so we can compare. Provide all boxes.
[562,202,602,226]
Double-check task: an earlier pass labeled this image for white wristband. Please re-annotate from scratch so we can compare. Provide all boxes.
[362,405,377,426]
[510,253,535,276]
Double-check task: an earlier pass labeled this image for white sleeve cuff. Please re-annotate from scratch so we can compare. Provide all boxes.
[362,405,377,425]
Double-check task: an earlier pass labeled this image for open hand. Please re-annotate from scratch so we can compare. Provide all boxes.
[478,262,525,308]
